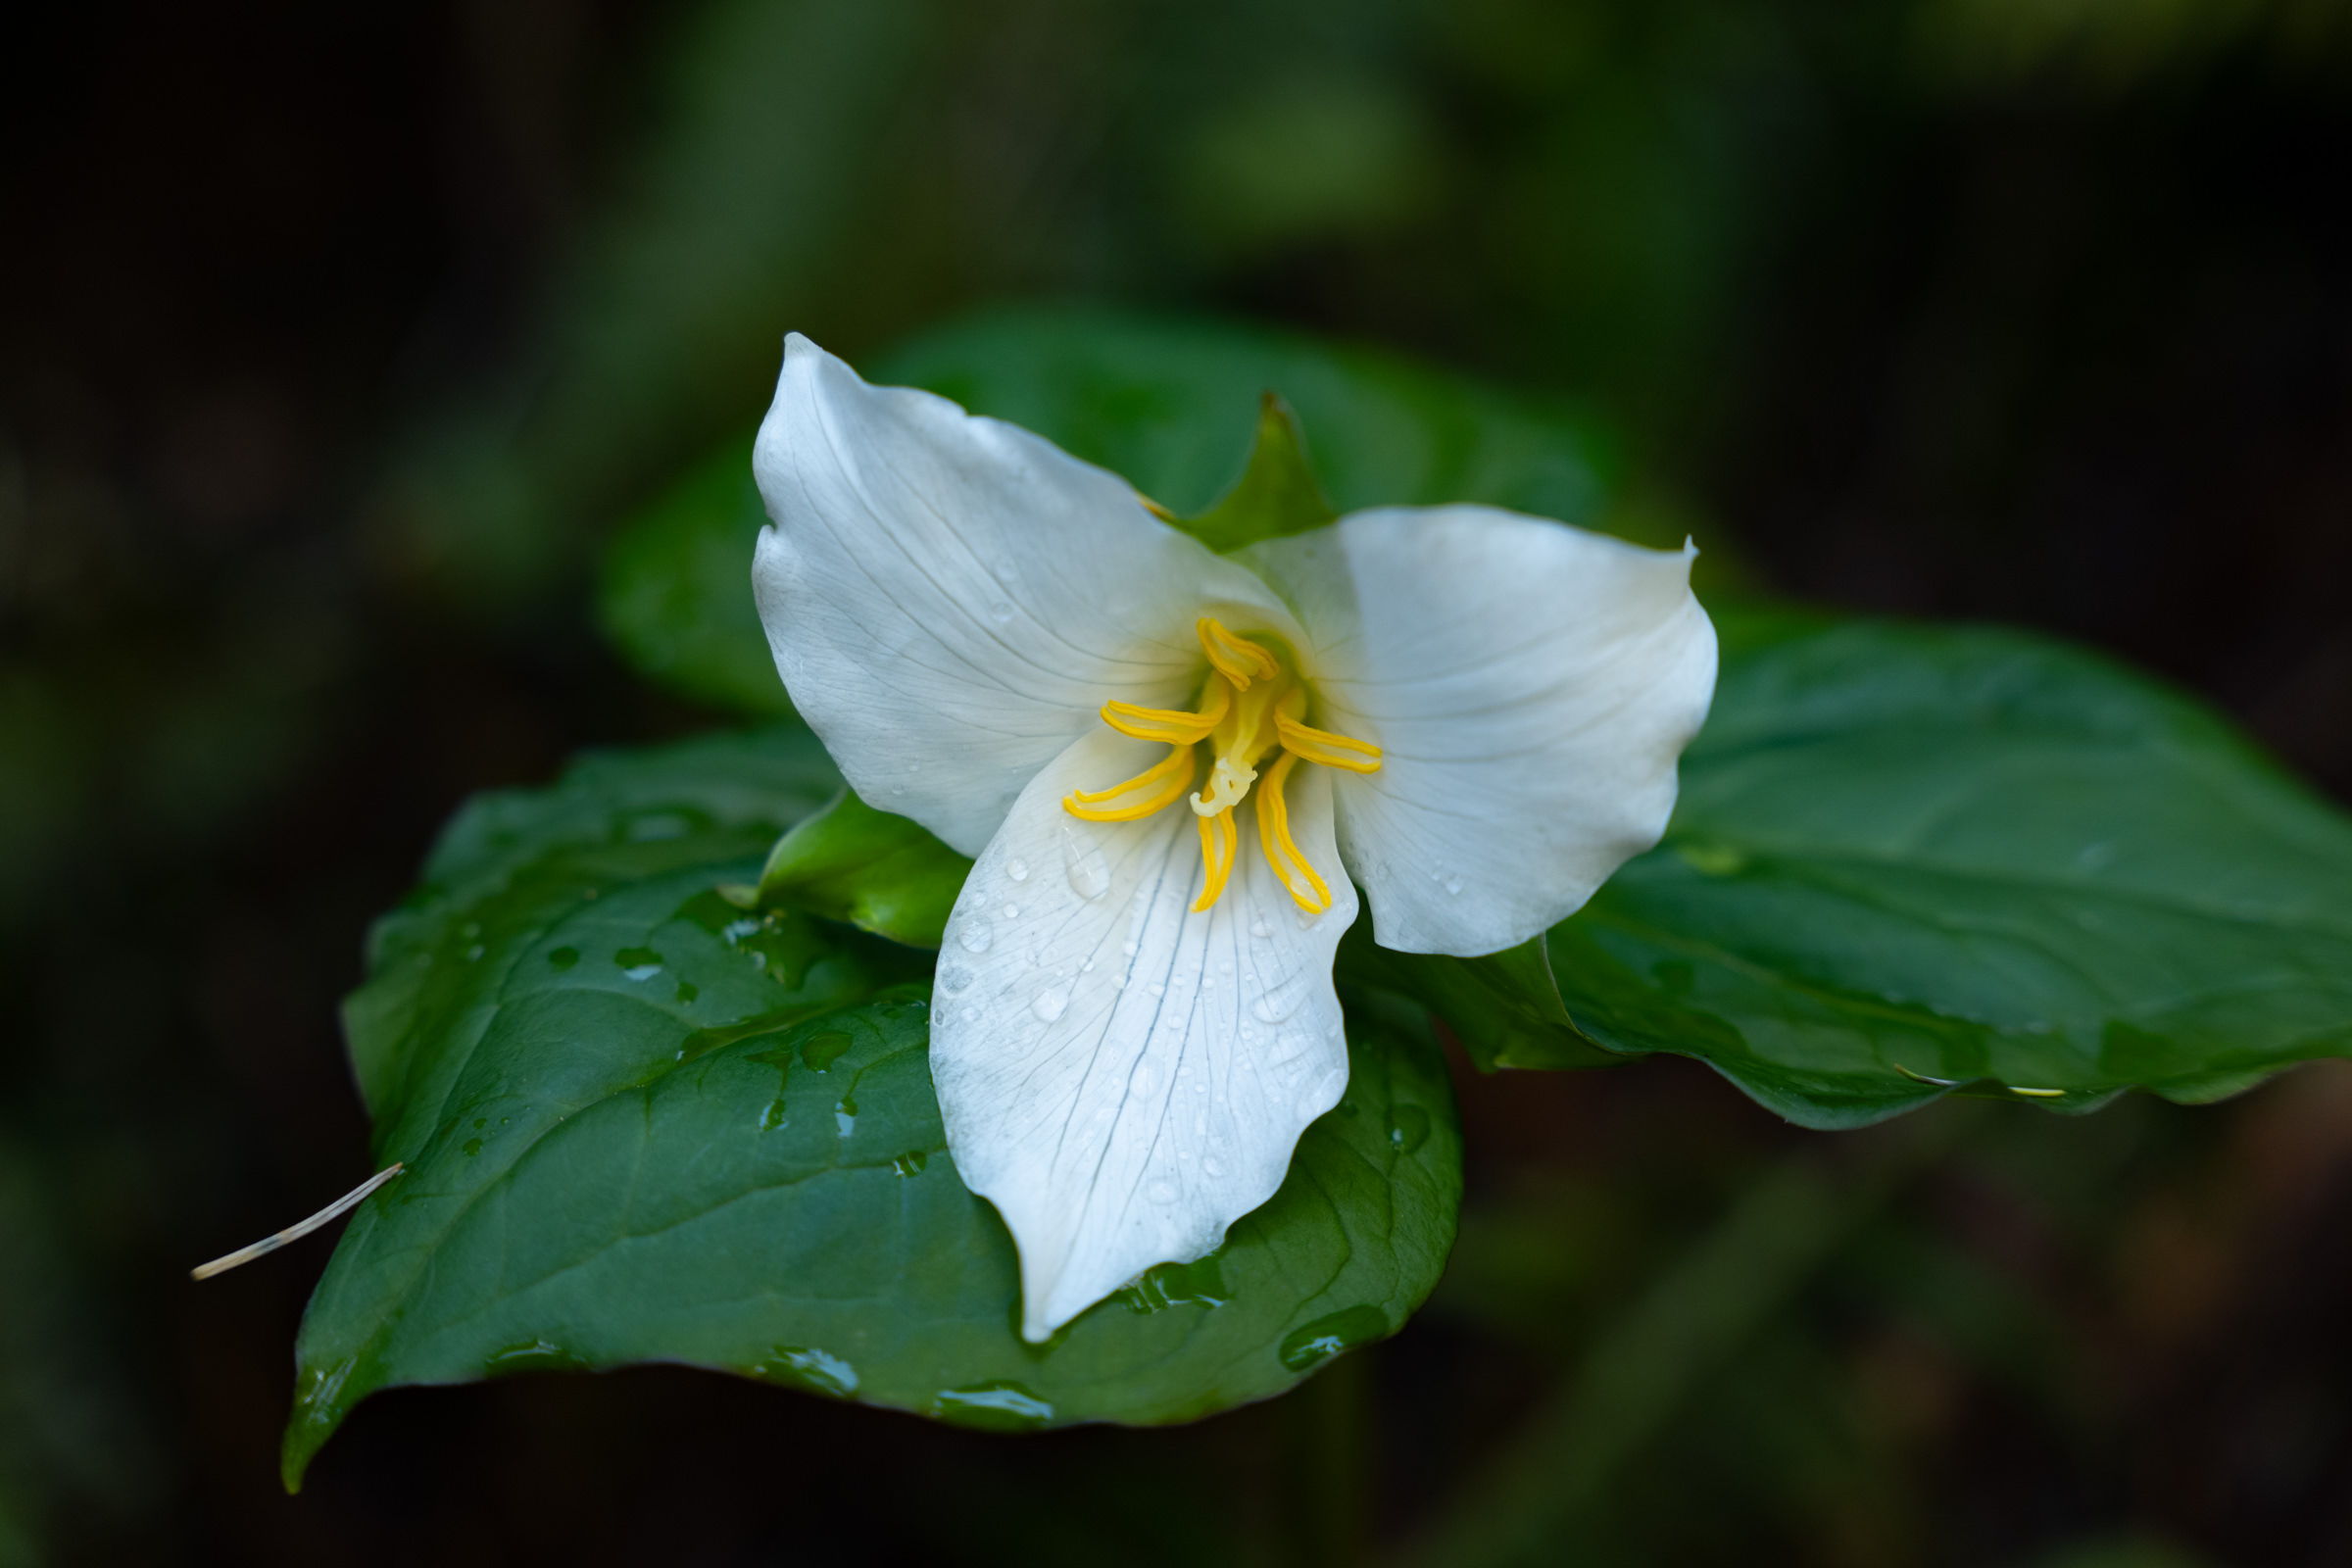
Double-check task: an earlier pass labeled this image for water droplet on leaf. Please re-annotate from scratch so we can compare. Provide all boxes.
[1278,1305,1389,1372]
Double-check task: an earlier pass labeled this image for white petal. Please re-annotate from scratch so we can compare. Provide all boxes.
[752,335,1297,857]
[1242,506,1717,957]
[930,727,1357,1342]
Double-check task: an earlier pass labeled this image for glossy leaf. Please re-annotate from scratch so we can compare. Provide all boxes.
[752,787,973,949]
[293,729,1462,1487]
[1533,610,2352,1127]
[1337,925,1618,1073]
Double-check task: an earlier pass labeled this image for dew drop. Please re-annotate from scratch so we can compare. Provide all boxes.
[961,1005,980,1024]
[1134,1065,1156,1095]
[1147,1179,1177,1204]
[958,920,995,954]
[1006,858,1030,883]
[1032,988,1068,1022]
[937,964,975,996]
[1122,940,1139,957]
[1203,1154,1225,1178]
[1003,904,1020,920]
[1251,981,1306,1024]
[1446,874,1465,896]
[1250,919,1271,939]
[1081,957,1096,972]
[989,600,1014,622]
[891,785,906,797]
[1062,828,1111,901]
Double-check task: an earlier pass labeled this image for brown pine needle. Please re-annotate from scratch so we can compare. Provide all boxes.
[191,1163,405,1281]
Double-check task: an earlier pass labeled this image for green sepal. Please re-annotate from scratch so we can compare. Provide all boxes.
[751,788,975,950]
[1174,393,1338,553]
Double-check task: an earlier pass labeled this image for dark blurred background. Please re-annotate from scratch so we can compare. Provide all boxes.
[4,1,2351,1563]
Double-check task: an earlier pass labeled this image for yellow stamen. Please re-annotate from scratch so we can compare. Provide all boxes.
[1192,808,1237,911]
[1275,711,1383,774]
[1102,676,1231,745]
[1064,746,1196,821]
[1057,615,1378,916]
[1255,753,1334,914]
[1198,617,1281,690]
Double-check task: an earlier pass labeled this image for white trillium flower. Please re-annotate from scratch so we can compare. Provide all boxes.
[751,334,1718,1342]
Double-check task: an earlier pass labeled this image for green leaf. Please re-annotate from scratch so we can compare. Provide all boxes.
[1536,610,2352,1128]
[595,435,793,717]
[292,730,1462,1487]
[752,787,974,949]
[1176,394,1337,553]
[598,305,1623,712]
[1338,925,1619,1073]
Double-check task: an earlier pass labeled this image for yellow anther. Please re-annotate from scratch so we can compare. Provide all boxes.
[1064,746,1196,822]
[1102,677,1230,745]
[1275,712,1383,774]
[1137,492,1177,521]
[1192,808,1238,911]
[1062,612,1373,917]
[1255,753,1333,914]
[1197,617,1281,690]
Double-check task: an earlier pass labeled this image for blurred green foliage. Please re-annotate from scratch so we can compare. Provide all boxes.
[2,0,2348,1559]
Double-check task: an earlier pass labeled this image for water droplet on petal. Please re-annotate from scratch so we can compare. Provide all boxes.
[1005,858,1030,883]
[1250,919,1271,939]
[1203,1154,1225,1177]
[1003,904,1019,920]
[1446,875,1465,896]
[961,1005,980,1024]
[1251,980,1307,1024]
[1061,827,1110,901]
[989,601,1014,622]
[1031,988,1067,1022]
[1147,1179,1177,1204]
[938,964,974,995]
[959,920,995,954]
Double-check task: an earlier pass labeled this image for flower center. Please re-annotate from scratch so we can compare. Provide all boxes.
[1062,618,1382,914]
